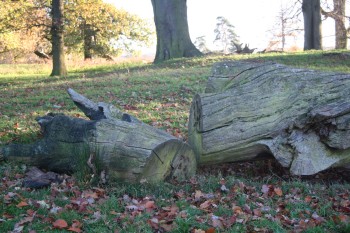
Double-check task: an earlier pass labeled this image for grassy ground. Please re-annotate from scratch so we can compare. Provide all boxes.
[0,51,350,232]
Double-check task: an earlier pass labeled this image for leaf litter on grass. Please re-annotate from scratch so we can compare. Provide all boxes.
[1,160,349,232]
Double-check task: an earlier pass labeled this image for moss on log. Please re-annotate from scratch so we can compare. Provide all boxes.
[1,89,196,183]
[189,61,350,175]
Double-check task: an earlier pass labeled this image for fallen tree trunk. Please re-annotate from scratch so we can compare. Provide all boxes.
[1,89,196,183]
[189,61,350,175]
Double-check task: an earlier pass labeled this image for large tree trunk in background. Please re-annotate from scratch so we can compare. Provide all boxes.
[0,89,196,183]
[151,0,202,63]
[302,0,322,50]
[50,0,67,76]
[189,61,350,175]
[321,0,347,49]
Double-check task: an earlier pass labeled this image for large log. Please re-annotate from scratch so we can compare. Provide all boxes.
[1,89,196,183]
[189,61,350,175]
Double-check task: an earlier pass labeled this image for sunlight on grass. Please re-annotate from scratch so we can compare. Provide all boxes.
[0,51,350,232]
[1,50,349,143]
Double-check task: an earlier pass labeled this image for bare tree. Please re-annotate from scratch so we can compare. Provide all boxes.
[321,0,348,49]
[268,1,302,51]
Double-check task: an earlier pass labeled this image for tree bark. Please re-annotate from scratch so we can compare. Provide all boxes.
[189,61,350,175]
[83,23,93,60]
[302,0,322,50]
[1,89,196,183]
[321,0,347,49]
[50,0,67,76]
[151,0,202,63]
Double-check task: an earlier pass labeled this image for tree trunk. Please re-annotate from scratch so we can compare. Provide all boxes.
[83,23,93,60]
[151,0,202,63]
[1,89,196,183]
[189,61,350,175]
[302,0,322,50]
[50,0,67,76]
[334,0,347,49]
[321,0,347,49]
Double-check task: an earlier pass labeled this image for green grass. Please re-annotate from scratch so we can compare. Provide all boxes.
[1,50,350,232]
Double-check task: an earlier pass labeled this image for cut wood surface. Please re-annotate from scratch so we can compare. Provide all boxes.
[189,61,350,175]
[1,89,196,183]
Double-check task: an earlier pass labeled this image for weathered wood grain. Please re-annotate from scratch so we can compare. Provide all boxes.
[1,89,196,183]
[189,61,350,175]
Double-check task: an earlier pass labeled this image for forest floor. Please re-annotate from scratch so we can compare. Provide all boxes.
[0,51,349,232]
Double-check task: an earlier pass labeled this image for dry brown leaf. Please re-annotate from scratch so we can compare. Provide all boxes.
[71,220,83,228]
[16,216,34,226]
[82,191,98,199]
[16,201,29,208]
[195,190,203,200]
[205,227,216,233]
[243,204,252,214]
[193,229,206,233]
[274,187,283,196]
[211,215,224,229]
[67,227,82,233]
[304,196,312,203]
[199,200,211,209]
[339,214,350,223]
[13,122,20,129]
[110,210,118,215]
[312,212,325,222]
[253,208,262,217]
[232,205,243,214]
[52,219,68,229]
[145,201,155,209]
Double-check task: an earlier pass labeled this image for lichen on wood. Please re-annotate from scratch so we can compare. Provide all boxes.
[189,61,350,175]
[1,89,196,183]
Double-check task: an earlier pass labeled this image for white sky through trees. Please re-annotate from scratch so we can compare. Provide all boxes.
[106,0,338,53]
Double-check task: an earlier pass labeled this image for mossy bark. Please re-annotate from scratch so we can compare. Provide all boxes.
[1,89,196,183]
[189,61,350,175]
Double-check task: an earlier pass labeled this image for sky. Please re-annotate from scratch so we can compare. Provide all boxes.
[106,0,337,53]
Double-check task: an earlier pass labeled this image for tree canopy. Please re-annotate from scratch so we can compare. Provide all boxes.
[65,0,153,59]
[0,0,153,61]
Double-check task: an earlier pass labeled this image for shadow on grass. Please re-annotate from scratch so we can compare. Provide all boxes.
[198,159,350,185]
[3,50,349,86]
